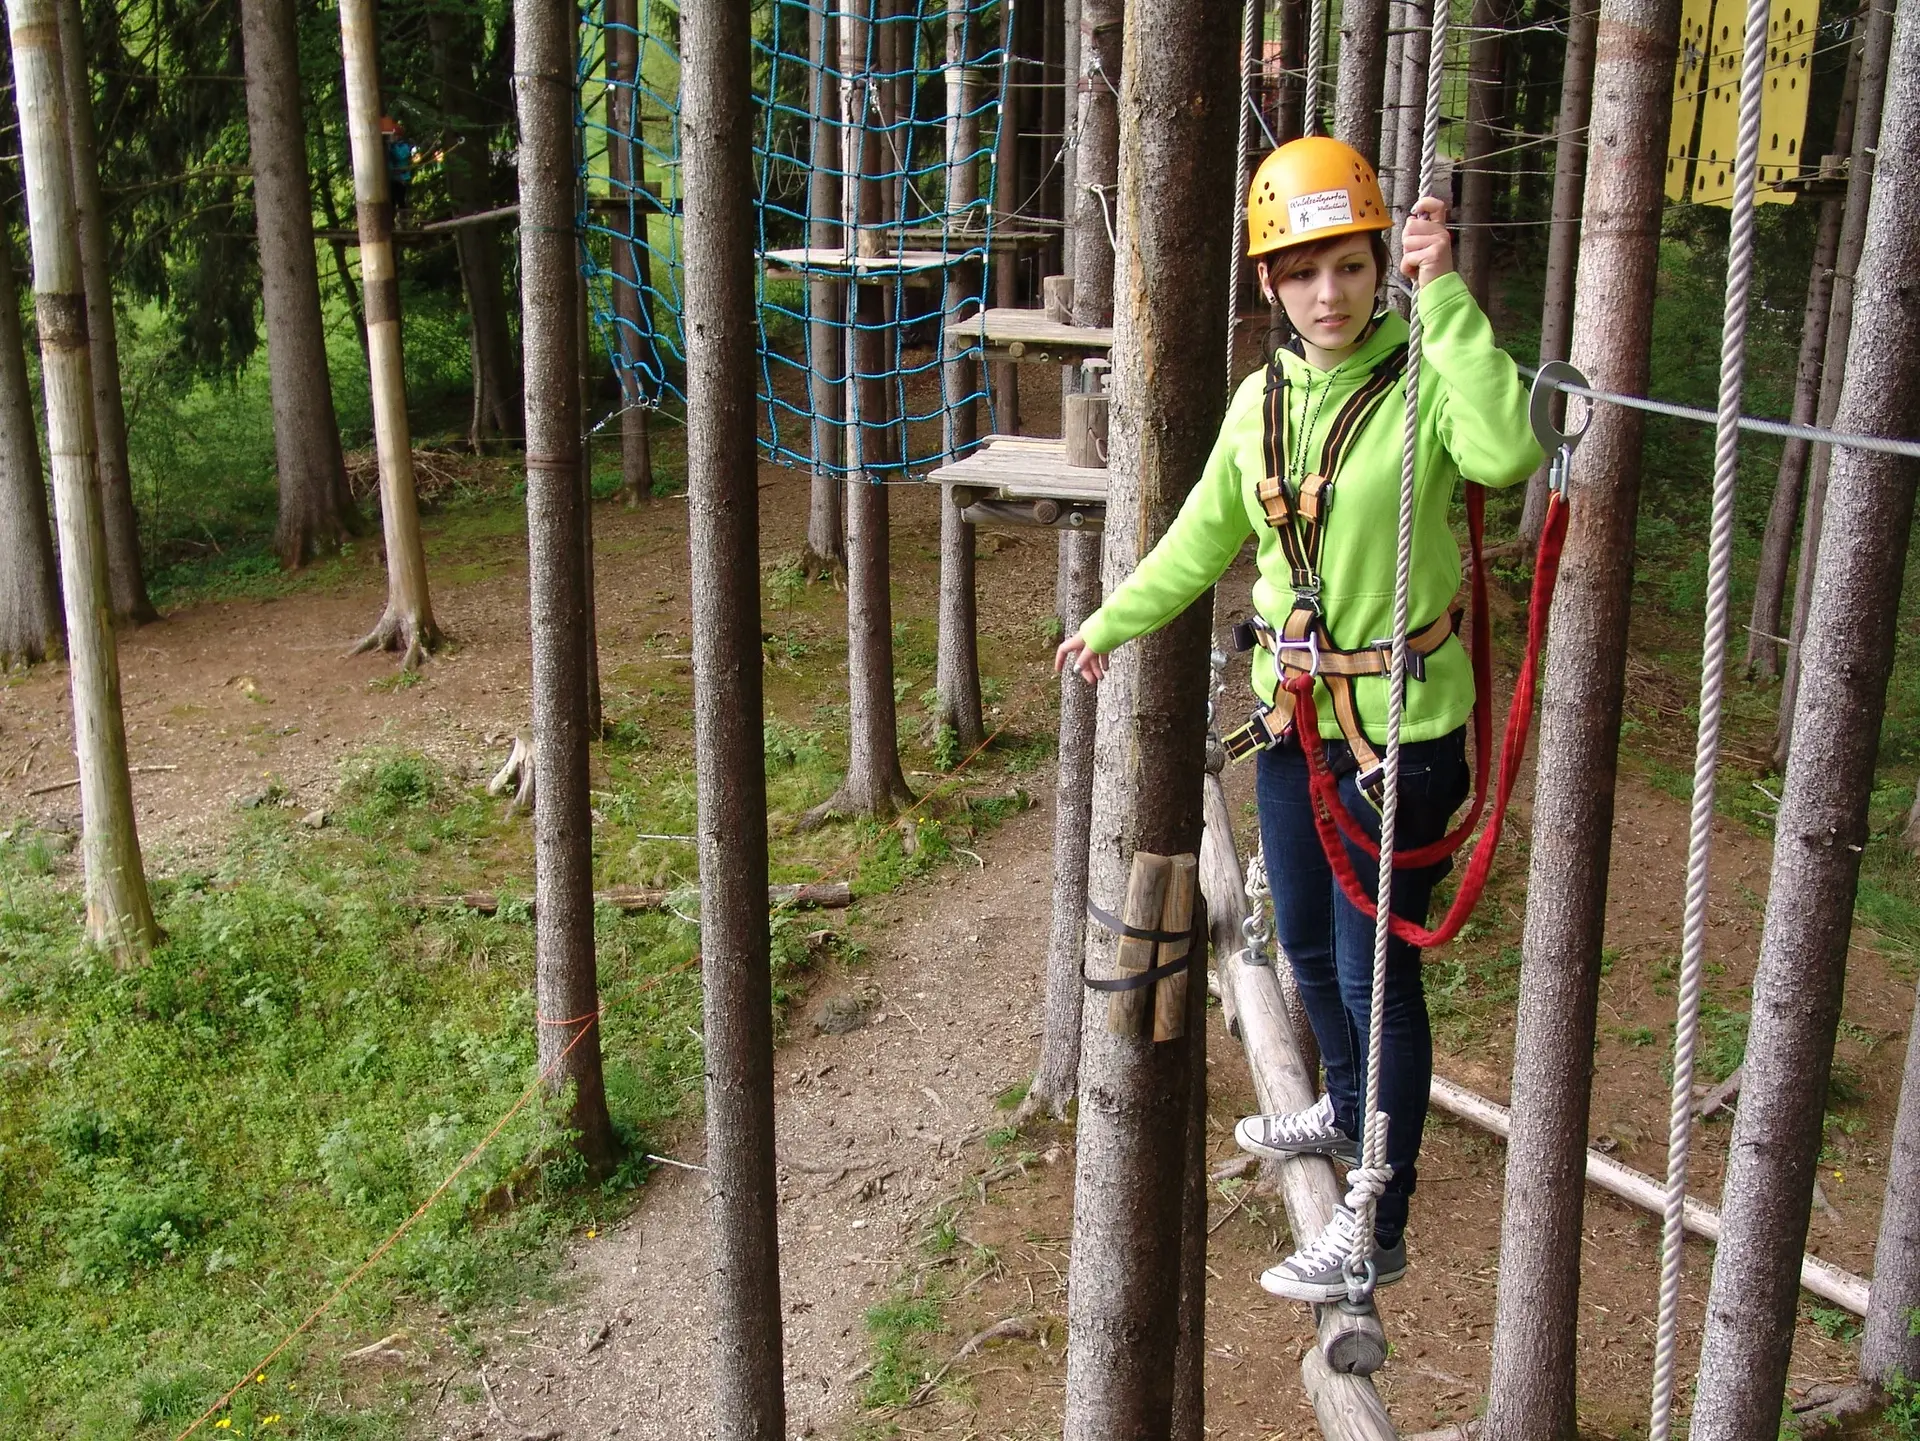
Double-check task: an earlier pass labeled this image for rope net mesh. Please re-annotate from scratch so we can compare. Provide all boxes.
[577,0,1007,476]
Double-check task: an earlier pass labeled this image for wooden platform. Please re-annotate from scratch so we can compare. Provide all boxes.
[930,434,1108,530]
[760,246,962,283]
[945,307,1116,364]
[893,225,1056,253]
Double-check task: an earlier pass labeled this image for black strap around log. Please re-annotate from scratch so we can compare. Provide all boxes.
[1082,898,1192,992]
[1085,898,1189,945]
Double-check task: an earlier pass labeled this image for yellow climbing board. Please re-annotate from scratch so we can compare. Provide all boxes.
[1668,0,1813,206]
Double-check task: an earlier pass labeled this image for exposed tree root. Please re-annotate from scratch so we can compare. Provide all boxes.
[488,731,536,817]
[1791,1380,1879,1431]
[797,774,917,833]
[801,546,846,587]
[351,607,445,671]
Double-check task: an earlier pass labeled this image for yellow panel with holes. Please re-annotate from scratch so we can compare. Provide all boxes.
[1686,0,1813,206]
[1666,0,1717,201]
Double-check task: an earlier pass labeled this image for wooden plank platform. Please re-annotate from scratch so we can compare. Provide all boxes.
[930,434,1108,530]
[945,307,1116,364]
[893,225,1056,253]
[760,246,961,283]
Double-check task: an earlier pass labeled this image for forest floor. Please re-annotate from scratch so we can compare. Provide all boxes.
[2,406,1915,1440]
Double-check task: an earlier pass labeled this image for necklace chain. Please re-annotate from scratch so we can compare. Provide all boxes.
[1287,371,1335,487]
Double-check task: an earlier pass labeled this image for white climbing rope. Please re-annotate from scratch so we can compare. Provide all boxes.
[1648,0,1773,1430]
[1228,0,1260,392]
[1305,0,1328,135]
[1344,0,1449,1306]
[1243,846,1273,967]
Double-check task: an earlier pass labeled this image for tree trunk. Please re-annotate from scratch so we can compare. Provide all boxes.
[603,0,654,500]
[934,0,985,753]
[1380,0,1404,190]
[1022,530,1100,1121]
[1690,11,1920,1427]
[1060,0,1234,1431]
[1062,0,1080,235]
[313,113,369,359]
[1480,0,1679,1431]
[1743,13,1859,682]
[1278,0,1306,143]
[1518,0,1597,551]
[1862,970,1920,1388]
[429,4,520,448]
[1170,913,1209,1441]
[0,225,61,669]
[1388,0,1429,289]
[8,0,158,961]
[1774,0,1892,771]
[241,0,359,570]
[1334,0,1388,165]
[515,0,614,1173]
[683,0,787,1428]
[802,1,843,567]
[991,5,1020,435]
[810,0,914,826]
[54,0,152,626]
[341,0,443,669]
[1454,0,1505,305]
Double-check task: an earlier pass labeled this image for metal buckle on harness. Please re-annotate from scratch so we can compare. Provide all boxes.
[1369,638,1427,684]
[1222,709,1282,761]
[1272,632,1321,678]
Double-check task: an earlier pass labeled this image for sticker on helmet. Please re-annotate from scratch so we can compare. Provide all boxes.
[1287,188,1354,233]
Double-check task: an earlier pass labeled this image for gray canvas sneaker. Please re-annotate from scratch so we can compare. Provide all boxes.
[1233,1093,1361,1166]
[1259,1206,1407,1304]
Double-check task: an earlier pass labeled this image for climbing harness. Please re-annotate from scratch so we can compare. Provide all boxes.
[1649,0,1775,1431]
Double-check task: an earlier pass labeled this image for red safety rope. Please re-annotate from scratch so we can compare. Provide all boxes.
[1287,487,1568,949]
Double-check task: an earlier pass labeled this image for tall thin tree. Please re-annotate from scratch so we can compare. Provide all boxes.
[802,0,844,570]
[1060,0,1234,1431]
[515,0,615,1172]
[683,0,786,1430]
[1862,969,1920,1393]
[607,0,656,499]
[1454,0,1506,304]
[54,0,152,625]
[0,225,60,669]
[1481,0,1680,1431]
[1334,0,1388,164]
[241,0,359,569]
[1518,0,1598,549]
[7,0,157,961]
[1689,5,1920,1430]
[341,0,443,669]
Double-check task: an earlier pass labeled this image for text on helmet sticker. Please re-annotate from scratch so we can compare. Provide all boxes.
[1287,188,1354,234]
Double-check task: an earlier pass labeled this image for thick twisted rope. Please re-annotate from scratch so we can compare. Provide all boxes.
[1243,845,1273,966]
[1228,0,1260,391]
[1648,0,1772,1430]
[1305,0,1328,135]
[1346,0,1449,1303]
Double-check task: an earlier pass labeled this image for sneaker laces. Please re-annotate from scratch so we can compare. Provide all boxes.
[1255,1093,1338,1146]
[1280,1206,1362,1278]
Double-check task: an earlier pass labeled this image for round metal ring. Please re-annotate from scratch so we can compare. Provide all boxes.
[1529,360,1595,456]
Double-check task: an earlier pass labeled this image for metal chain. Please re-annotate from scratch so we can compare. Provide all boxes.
[1343,0,1448,1307]
[1648,0,1772,1428]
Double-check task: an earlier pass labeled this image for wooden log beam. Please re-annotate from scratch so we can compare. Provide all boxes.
[1429,1074,1871,1315]
[1302,1344,1401,1440]
[406,881,852,917]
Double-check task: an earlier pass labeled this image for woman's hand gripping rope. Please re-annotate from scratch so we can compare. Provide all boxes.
[1399,196,1456,286]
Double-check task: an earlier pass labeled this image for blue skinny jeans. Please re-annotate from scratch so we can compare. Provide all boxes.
[1254,726,1469,1251]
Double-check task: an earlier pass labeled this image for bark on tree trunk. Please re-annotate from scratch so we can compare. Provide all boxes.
[933,0,985,753]
[1480,0,1680,1431]
[1388,0,1429,290]
[683,1,787,1428]
[803,0,843,569]
[1454,0,1505,305]
[55,0,153,626]
[0,225,61,669]
[429,4,520,448]
[1169,916,1209,1441]
[1380,0,1404,190]
[1334,0,1388,165]
[990,5,1020,435]
[809,0,914,827]
[8,0,158,961]
[1774,0,1892,771]
[1862,969,1920,1387]
[341,0,444,669]
[515,0,614,1173]
[241,0,359,570]
[1689,10,1920,1429]
[1689,5,1920,1427]
[1278,0,1306,143]
[1060,0,1234,1431]
[1518,0,1597,551]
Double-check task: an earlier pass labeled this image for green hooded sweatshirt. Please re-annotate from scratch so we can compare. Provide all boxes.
[1078,271,1543,744]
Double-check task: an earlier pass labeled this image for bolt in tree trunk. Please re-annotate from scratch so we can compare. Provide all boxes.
[515,0,615,1173]
[1454,0,1505,304]
[241,0,360,570]
[1690,14,1920,1426]
[933,0,985,753]
[1022,0,1119,1125]
[0,226,61,670]
[1518,0,1597,551]
[1481,0,1679,1431]
[54,0,152,626]
[8,0,158,961]
[1862,968,1920,1390]
[683,0,787,1429]
[803,0,845,571]
[808,0,914,827]
[1743,27,1860,680]
[1774,0,1891,770]
[341,0,443,670]
[1060,0,1234,1431]
[429,3,521,448]
[1334,0,1388,164]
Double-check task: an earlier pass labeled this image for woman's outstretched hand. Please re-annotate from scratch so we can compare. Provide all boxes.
[1055,632,1109,685]
[1400,195,1456,285]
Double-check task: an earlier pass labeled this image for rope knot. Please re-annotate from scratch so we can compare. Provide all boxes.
[1342,1165,1392,1212]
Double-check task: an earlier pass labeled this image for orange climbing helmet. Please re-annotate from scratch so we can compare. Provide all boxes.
[1246,136,1391,258]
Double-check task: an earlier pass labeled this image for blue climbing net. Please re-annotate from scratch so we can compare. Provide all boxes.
[578,1,1009,477]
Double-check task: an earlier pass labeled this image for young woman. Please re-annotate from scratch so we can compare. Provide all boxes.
[1054,137,1540,1302]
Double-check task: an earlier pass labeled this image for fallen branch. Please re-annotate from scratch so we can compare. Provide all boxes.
[906,1314,1045,1406]
[405,881,852,917]
[27,763,178,796]
[1693,1064,1743,1118]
